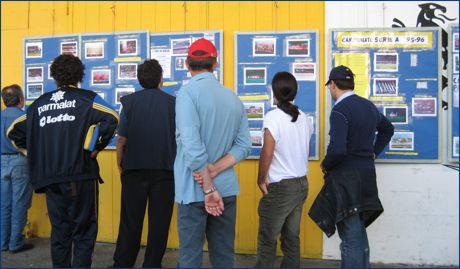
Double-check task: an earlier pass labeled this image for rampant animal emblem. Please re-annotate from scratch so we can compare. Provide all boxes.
[392,2,457,110]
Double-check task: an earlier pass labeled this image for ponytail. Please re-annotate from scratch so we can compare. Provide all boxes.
[272,71,300,122]
[277,101,299,122]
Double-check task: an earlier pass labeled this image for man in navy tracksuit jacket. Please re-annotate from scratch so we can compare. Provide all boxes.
[309,66,394,268]
[8,54,119,267]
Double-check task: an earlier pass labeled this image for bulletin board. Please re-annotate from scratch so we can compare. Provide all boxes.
[150,30,223,97]
[80,30,149,148]
[327,27,442,163]
[448,23,459,163]
[235,31,320,160]
[23,34,80,103]
[24,31,150,149]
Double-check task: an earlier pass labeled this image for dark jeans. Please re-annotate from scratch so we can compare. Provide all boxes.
[113,170,174,268]
[255,176,308,268]
[337,213,370,268]
[177,196,236,268]
[45,179,98,268]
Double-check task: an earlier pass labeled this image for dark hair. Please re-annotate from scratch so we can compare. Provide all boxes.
[50,54,84,87]
[2,84,23,107]
[137,59,163,89]
[186,50,217,71]
[272,72,300,122]
[333,79,354,90]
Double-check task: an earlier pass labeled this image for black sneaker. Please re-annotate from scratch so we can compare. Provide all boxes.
[10,243,34,254]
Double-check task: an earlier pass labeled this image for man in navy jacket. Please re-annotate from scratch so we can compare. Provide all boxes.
[309,65,394,268]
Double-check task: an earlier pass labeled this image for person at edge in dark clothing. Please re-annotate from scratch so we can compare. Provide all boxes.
[8,54,119,267]
[112,59,176,268]
[309,65,394,268]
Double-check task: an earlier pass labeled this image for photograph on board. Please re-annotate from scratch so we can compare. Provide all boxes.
[253,37,276,56]
[27,83,43,100]
[454,33,459,52]
[171,38,191,56]
[48,64,53,80]
[26,42,42,58]
[374,53,398,72]
[373,78,398,96]
[91,69,111,86]
[118,39,138,56]
[244,67,267,85]
[454,136,459,157]
[244,102,265,120]
[454,54,459,73]
[383,106,408,125]
[250,130,264,148]
[286,39,310,57]
[115,87,136,104]
[175,57,187,70]
[27,66,44,83]
[60,41,78,57]
[118,63,137,80]
[412,97,437,117]
[85,42,104,59]
[292,62,315,81]
[389,131,414,151]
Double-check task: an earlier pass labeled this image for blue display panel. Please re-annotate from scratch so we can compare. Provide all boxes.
[235,31,320,160]
[150,31,223,97]
[328,28,442,163]
[448,24,459,163]
[24,35,80,101]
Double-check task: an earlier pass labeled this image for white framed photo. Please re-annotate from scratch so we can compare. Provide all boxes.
[91,69,111,86]
[175,57,187,71]
[27,66,43,83]
[244,102,265,121]
[412,97,437,117]
[389,131,414,151]
[118,63,137,80]
[374,53,398,72]
[253,37,276,57]
[268,85,277,108]
[48,63,53,80]
[27,83,43,99]
[292,62,315,81]
[118,39,138,56]
[453,33,459,52]
[454,54,459,74]
[244,67,267,85]
[60,41,78,57]
[85,42,104,59]
[453,136,459,157]
[171,38,191,56]
[383,106,408,125]
[373,77,398,96]
[26,42,42,58]
[250,130,264,148]
[286,39,310,57]
[115,87,136,104]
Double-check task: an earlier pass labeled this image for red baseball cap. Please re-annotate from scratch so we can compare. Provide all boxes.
[188,38,218,59]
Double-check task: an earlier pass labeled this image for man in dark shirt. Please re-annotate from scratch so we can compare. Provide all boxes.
[113,59,176,268]
[309,65,394,268]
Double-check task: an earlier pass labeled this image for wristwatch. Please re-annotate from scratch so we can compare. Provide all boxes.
[204,186,217,195]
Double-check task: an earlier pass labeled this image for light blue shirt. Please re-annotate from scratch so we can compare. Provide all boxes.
[334,91,355,106]
[174,72,251,204]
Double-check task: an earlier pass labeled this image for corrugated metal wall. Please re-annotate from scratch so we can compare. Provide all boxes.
[1,1,325,258]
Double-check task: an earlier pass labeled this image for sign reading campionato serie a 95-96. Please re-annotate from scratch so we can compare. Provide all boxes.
[328,27,442,163]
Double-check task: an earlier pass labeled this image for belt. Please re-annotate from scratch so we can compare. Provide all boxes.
[1,153,21,156]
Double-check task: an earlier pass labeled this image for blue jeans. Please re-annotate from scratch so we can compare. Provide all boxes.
[337,213,370,268]
[1,154,33,251]
[177,196,236,268]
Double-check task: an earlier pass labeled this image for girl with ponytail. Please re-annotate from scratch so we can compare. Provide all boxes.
[255,71,313,268]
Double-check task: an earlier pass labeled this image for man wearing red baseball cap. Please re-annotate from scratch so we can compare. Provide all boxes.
[174,38,251,267]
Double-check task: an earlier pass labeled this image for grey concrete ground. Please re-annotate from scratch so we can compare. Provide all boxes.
[0,237,450,268]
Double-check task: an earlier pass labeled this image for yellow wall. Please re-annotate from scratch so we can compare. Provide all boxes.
[1,1,325,258]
